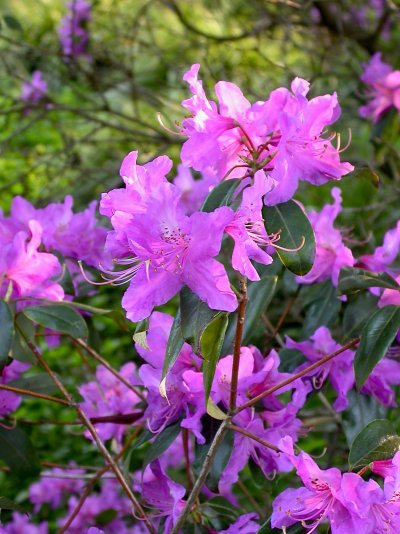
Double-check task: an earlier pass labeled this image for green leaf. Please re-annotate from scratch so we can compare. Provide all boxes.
[180,287,220,354]
[262,200,315,275]
[257,518,304,534]
[0,427,40,476]
[160,309,184,391]
[222,274,277,354]
[3,15,23,31]
[354,306,400,388]
[23,304,88,339]
[349,419,400,469]
[206,398,228,420]
[9,314,36,363]
[343,292,378,340]
[342,390,387,446]
[202,313,229,404]
[338,267,400,294]
[57,300,112,315]
[0,496,26,513]
[133,317,149,350]
[302,280,341,336]
[278,348,305,373]
[0,301,14,365]
[142,420,182,469]
[8,374,57,395]
[194,427,233,492]
[95,509,118,525]
[201,179,241,212]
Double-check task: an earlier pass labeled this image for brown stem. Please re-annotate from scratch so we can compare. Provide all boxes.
[89,412,142,425]
[182,428,193,492]
[18,331,155,534]
[0,383,70,406]
[235,338,360,414]
[73,337,146,401]
[228,424,280,453]
[229,277,248,412]
[170,419,230,534]
[58,427,142,534]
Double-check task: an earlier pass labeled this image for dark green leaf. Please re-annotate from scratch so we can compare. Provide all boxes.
[263,200,315,275]
[161,309,184,382]
[201,313,229,404]
[0,427,40,476]
[133,318,149,350]
[194,428,233,492]
[201,179,241,212]
[0,301,14,365]
[95,509,118,525]
[354,306,400,388]
[142,420,182,469]
[8,374,57,395]
[23,304,88,339]
[349,419,400,469]
[342,390,387,446]
[257,518,304,534]
[9,314,36,364]
[180,287,220,354]
[222,274,277,354]
[3,15,23,31]
[278,348,305,373]
[338,267,400,294]
[0,497,26,513]
[207,496,239,520]
[343,292,378,340]
[302,280,341,336]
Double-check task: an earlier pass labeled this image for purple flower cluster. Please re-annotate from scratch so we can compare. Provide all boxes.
[20,71,48,112]
[272,438,400,533]
[59,0,91,60]
[359,53,400,122]
[99,66,352,322]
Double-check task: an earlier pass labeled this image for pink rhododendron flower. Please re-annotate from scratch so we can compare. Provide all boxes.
[173,164,218,214]
[0,220,64,302]
[29,467,85,512]
[296,188,355,286]
[225,170,275,281]
[286,326,355,411]
[79,363,141,443]
[271,437,369,532]
[181,65,352,205]
[359,53,400,121]
[20,71,48,110]
[215,513,259,533]
[142,460,186,533]
[135,311,206,441]
[360,220,400,276]
[0,513,48,534]
[101,159,237,321]
[59,0,91,60]
[0,360,30,416]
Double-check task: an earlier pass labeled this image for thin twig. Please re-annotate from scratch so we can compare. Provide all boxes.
[73,337,146,401]
[0,383,70,406]
[228,424,280,452]
[170,419,230,534]
[18,331,155,534]
[229,277,248,412]
[182,428,194,492]
[235,338,359,414]
[58,427,142,533]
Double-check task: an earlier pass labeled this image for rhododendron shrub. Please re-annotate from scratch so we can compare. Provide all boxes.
[1,3,400,533]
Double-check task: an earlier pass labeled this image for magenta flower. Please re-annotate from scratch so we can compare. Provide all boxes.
[359,53,400,122]
[0,220,64,302]
[142,460,186,533]
[10,195,109,269]
[102,177,237,322]
[296,188,355,286]
[360,220,400,276]
[225,170,275,281]
[29,467,84,512]
[79,363,141,443]
[59,0,91,60]
[286,326,355,412]
[215,513,259,533]
[265,79,353,205]
[271,437,367,532]
[173,164,218,214]
[136,312,206,441]
[0,360,30,416]
[20,71,48,111]
[1,513,48,534]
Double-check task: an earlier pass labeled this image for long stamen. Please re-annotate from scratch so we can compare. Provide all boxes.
[157,112,183,136]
